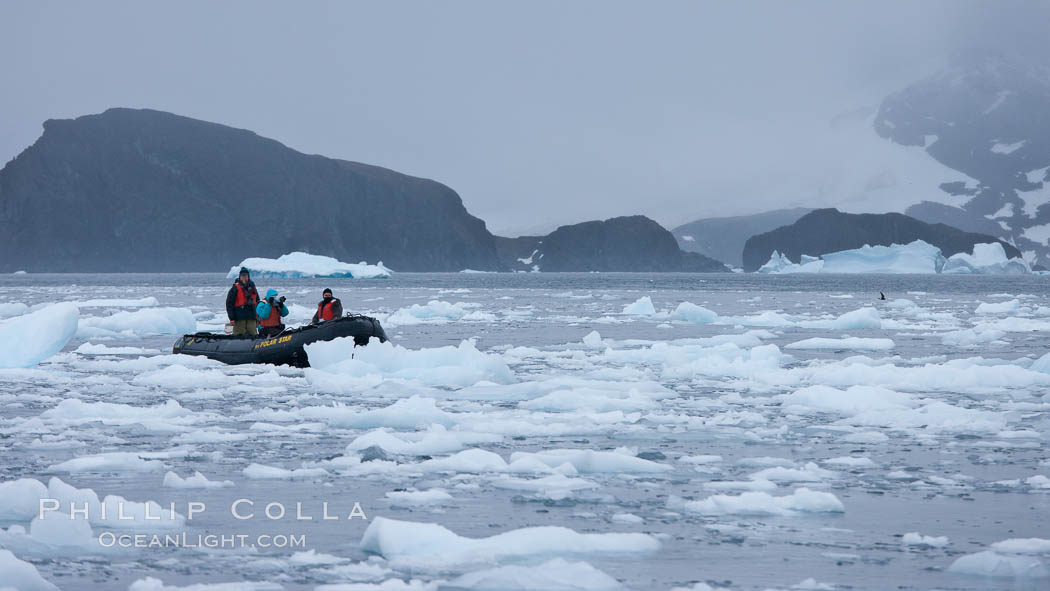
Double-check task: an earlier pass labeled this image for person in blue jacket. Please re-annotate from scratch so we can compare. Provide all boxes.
[256,288,290,337]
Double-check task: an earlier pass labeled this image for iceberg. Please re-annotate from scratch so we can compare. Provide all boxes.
[0,303,79,368]
[821,240,944,273]
[0,302,28,319]
[228,252,391,279]
[942,243,1031,274]
[758,240,947,274]
[0,549,59,591]
[76,307,196,339]
[757,251,823,274]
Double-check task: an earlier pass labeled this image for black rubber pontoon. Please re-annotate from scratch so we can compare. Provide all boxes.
[172,315,387,368]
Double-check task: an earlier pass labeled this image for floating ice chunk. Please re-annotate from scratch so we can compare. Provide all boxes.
[508,449,673,473]
[990,538,1050,554]
[785,337,894,351]
[976,299,1022,314]
[162,471,234,489]
[491,474,600,500]
[287,549,349,565]
[127,577,284,590]
[670,584,714,591]
[448,558,623,590]
[242,463,328,480]
[582,330,603,348]
[42,399,193,425]
[326,396,458,430]
[385,489,454,506]
[419,449,509,473]
[622,296,656,315]
[941,327,1005,347]
[385,300,492,326]
[228,252,391,279]
[0,548,60,590]
[736,457,796,468]
[0,302,79,368]
[73,297,160,308]
[816,307,882,330]
[943,243,1031,275]
[820,240,945,274]
[667,302,719,324]
[306,338,515,388]
[1026,475,1050,489]
[132,364,234,390]
[519,386,662,412]
[346,425,501,456]
[77,307,195,338]
[902,532,949,547]
[680,455,723,465]
[778,385,915,415]
[0,302,28,319]
[0,478,50,520]
[48,452,166,473]
[823,456,874,468]
[948,550,1048,578]
[840,431,889,444]
[74,342,158,355]
[749,462,835,483]
[360,516,659,566]
[670,488,844,516]
[702,479,778,492]
[39,477,185,530]
[171,430,248,444]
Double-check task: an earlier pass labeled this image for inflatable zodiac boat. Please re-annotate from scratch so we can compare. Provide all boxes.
[172,315,387,367]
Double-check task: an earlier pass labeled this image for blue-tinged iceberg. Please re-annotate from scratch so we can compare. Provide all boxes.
[942,243,1031,274]
[759,240,1031,274]
[758,252,823,273]
[821,240,945,273]
[0,302,79,368]
[228,252,391,279]
[759,240,944,274]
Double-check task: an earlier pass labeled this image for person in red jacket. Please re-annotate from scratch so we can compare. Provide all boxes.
[225,267,260,335]
[311,288,343,324]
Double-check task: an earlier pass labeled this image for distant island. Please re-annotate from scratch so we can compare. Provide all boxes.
[0,108,720,273]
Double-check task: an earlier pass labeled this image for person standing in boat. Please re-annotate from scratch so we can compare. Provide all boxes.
[226,267,260,336]
[256,288,289,337]
[311,288,343,324]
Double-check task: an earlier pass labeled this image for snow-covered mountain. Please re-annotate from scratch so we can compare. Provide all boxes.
[877,52,1050,267]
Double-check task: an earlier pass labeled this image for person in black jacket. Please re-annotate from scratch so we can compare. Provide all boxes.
[226,267,260,335]
[311,288,343,324]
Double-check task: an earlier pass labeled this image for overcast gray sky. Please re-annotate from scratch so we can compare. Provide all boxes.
[2,1,1048,235]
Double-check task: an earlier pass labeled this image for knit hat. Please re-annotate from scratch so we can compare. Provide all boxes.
[322,288,333,296]
[239,267,250,276]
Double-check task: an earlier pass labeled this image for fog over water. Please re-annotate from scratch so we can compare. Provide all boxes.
[3,1,1050,234]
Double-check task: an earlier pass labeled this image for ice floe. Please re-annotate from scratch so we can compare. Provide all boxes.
[360,516,660,567]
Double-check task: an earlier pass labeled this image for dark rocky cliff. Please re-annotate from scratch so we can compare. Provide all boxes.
[0,108,500,272]
[742,209,1022,272]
